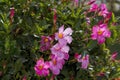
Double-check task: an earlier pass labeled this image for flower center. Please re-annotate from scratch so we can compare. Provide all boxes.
[39,65,43,70]
[82,56,86,60]
[97,30,103,35]
[53,59,57,65]
[58,33,63,38]
[55,47,61,51]
[44,38,49,42]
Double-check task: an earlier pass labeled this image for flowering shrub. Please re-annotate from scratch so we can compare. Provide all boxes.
[0,0,120,80]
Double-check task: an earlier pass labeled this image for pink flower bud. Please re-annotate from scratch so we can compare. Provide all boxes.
[22,76,27,80]
[111,52,118,61]
[88,0,96,5]
[10,7,15,19]
[53,9,57,25]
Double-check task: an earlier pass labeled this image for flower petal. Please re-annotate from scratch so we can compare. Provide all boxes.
[61,45,70,53]
[59,25,64,33]
[97,36,105,44]
[58,39,67,46]
[63,27,73,36]
[52,67,60,75]
[64,36,73,44]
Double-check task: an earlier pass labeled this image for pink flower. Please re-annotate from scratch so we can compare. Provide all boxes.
[89,4,98,12]
[49,56,65,75]
[91,24,111,44]
[111,52,118,61]
[75,53,89,69]
[55,25,73,45]
[87,0,96,5]
[10,7,15,19]
[98,4,109,17]
[80,55,89,69]
[40,36,52,51]
[34,59,50,77]
[51,43,69,60]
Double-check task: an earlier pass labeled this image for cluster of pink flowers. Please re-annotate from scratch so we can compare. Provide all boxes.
[34,0,116,78]
[89,2,111,18]
[34,25,73,77]
[75,53,89,69]
[90,3,112,24]
[50,25,73,75]
[88,0,112,44]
